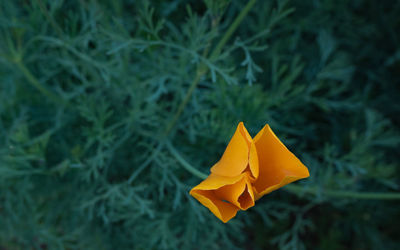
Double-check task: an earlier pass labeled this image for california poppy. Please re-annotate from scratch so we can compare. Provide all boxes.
[190,122,309,222]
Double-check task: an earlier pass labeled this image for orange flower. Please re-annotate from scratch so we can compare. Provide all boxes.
[190,122,310,222]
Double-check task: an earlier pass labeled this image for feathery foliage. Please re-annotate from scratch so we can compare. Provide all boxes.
[0,0,399,249]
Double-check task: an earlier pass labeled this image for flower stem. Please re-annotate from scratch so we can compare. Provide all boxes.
[163,70,204,136]
[163,0,258,137]
[210,0,258,59]
[166,141,208,180]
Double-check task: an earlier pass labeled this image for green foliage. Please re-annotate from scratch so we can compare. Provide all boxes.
[0,0,399,249]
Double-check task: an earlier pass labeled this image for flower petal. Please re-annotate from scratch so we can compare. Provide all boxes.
[190,190,239,223]
[248,141,259,179]
[190,173,255,222]
[213,174,255,210]
[253,124,310,199]
[211,122,252,177]
[238,122,253,147]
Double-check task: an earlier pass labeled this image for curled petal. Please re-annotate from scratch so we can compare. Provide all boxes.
[211,122,258,178]
[253,124,309,199]
[248,141,259,179]
[190,173,255,223]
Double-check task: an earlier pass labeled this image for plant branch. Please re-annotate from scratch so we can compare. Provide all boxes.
[15,60,66,105]
[169,142,400,200]
[162,0,258,137]
[35,0,64,37]
[210,0,258,59]
[285,184,400,200]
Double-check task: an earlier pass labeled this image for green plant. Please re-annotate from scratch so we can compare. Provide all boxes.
[0,0,399,249]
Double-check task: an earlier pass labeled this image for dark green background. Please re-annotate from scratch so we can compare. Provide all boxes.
[0,0,399,249]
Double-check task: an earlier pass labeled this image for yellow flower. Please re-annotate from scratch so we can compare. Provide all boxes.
[190,122,310,222]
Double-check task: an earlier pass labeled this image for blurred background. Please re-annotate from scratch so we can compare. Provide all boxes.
[0,0,399,249]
